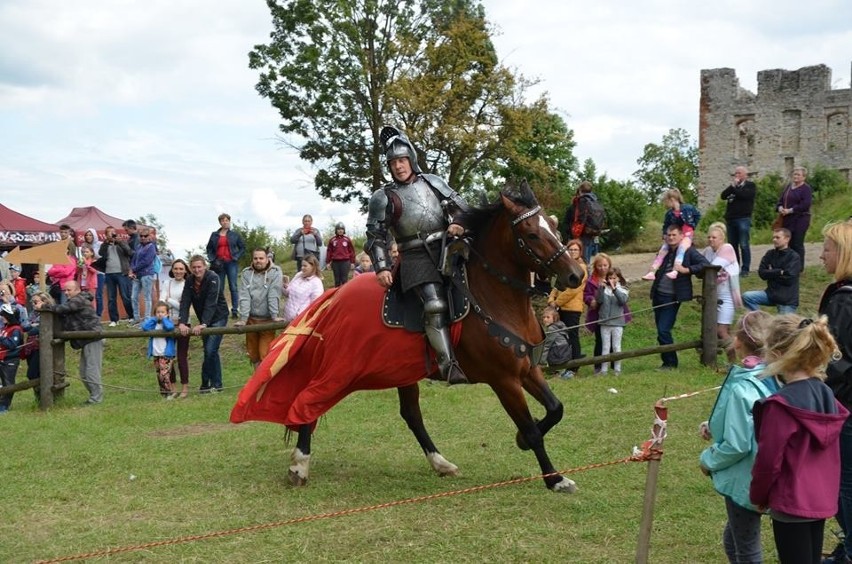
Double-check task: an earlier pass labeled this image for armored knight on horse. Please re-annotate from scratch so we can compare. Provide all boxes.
[366,126,470,385]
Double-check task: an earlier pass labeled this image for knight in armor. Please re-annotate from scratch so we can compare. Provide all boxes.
[366,126,470,385]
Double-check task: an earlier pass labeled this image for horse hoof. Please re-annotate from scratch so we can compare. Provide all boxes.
[288,469,308,487]
[552,477,578,494]
[427,452,460,477]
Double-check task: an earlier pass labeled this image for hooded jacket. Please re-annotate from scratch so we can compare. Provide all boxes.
[238,263,283,321]
[700,361,778,510]
[45,291,102,350]
[750,378,849,518]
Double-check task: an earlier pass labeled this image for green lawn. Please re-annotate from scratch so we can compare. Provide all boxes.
[0,265,838,563]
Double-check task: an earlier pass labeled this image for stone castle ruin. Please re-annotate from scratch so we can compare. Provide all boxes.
[698,63,852,209]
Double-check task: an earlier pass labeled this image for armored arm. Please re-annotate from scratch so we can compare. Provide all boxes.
[423,174,471,226]
[365,188,392,273]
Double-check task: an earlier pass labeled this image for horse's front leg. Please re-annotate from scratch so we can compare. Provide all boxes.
[491,379,577,493]
[517,365,563,449]
[398,384,459,477]
[288,424,312,486]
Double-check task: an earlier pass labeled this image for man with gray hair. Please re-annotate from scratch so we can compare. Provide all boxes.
[720,166,756,276]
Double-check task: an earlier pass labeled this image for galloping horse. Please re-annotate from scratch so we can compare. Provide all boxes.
[230,181,585,492]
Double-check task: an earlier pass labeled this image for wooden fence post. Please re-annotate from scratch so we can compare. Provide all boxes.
[700,265,721,369]
[38,311,55,409]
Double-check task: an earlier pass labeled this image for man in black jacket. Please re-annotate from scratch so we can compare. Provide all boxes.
[650,225,710,369]
[742,228,801,313]
[178,255,229,393]
[720,166,757,276]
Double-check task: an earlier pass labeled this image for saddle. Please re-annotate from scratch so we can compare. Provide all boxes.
[382,242,470,332]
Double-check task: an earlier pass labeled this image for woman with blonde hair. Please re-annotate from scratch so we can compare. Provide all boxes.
[818,221,852,564]
[750,314,847,564]
[702,222,743,361]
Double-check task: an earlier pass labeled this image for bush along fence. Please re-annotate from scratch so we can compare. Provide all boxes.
[1,266,721,411]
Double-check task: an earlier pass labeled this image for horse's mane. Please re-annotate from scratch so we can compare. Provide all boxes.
[462,180,538,235]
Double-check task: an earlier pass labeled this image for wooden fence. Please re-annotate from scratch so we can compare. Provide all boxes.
[2,266,721,411]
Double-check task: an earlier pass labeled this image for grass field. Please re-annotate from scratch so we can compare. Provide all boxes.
[0,264,840,563]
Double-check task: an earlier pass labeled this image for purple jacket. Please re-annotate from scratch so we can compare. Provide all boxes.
[750,378,848,518]
[777,183,812,234]
[583,275,632,330]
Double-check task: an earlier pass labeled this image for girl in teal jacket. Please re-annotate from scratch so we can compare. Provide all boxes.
[699,310,780,563]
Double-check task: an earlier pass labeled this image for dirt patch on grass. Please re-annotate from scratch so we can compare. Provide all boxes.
[148,422,240,437]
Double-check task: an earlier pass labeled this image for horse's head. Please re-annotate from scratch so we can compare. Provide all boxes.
[499,180,584,290]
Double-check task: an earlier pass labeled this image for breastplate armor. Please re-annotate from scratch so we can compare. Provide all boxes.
[389,179,447,240]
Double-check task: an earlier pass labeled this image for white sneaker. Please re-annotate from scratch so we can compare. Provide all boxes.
[108,321,117,327]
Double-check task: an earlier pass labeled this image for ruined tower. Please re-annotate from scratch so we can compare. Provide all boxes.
[698,64,852,209]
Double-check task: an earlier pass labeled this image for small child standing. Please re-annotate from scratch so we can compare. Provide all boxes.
[642,188,701,281]
[540,306,572,379]
[353,252,373,276]
[141,302,177,399]
[750,315,850,564]
[595,268,629,375]
[699,310,778,564]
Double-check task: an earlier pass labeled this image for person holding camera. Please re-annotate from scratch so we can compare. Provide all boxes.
[99,225,135,327]
[720,166,757,277]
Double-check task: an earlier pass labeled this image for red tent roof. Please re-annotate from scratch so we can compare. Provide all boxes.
[54,206,153,244]
[0,203,61,247]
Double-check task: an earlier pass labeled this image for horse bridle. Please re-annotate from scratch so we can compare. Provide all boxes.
[449,204,569,362]
[510,205,569,276]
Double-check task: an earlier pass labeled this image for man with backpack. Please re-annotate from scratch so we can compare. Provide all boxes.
[561,181,607,264]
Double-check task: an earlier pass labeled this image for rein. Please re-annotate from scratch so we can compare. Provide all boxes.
[451,204,567,363]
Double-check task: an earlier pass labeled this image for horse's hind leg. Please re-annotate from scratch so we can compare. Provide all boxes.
[491,379,577,493]
[288,424,312,486]
[398,385,459,477]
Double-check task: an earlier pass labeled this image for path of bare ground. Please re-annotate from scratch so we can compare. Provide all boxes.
[610,242,824,283]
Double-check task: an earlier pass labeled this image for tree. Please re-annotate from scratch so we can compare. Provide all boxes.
[137,213,168,250]
[231,221,289,269]
[490,98,577,209]
[251,0,539,211]
[633,128,699,204]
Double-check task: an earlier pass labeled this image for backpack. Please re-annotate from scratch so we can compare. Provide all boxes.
[573,194,607,237]
[152,254,163,276]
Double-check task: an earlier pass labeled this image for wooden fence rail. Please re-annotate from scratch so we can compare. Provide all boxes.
[5,267,721,411]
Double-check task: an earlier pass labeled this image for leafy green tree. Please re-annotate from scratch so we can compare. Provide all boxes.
[591,175,647,249]
[251,0,538,211]
[491,98,577,210]
[634,128,699,204]
[231,221,289,269]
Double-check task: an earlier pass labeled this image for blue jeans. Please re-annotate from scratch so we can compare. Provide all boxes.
[742,290,796,314]
[726,217,751,274]
[131,274,154,321]
[581,236,598,265]
[652,293,680,367]
[105,272,134,322]
[201,317,227,390]
[95,272,105,317]
[217,260,239,315]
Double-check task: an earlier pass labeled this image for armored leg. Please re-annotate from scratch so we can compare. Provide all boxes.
[418,283,468,385]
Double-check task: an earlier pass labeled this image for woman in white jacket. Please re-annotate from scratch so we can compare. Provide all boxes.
[159,259,190,397]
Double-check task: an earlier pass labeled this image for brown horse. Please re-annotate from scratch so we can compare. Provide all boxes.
[230,180,584,492]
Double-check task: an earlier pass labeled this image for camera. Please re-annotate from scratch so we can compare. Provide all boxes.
[111,233,118,239]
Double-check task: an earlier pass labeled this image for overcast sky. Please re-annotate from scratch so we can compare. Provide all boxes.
[1,0,850,257]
